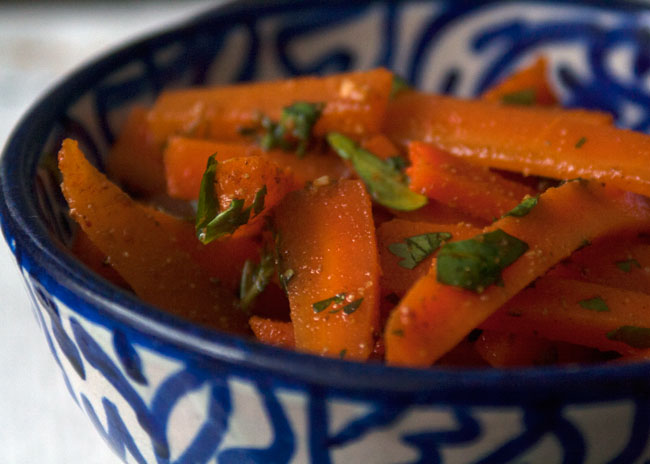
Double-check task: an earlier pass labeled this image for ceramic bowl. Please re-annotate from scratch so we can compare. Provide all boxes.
[3,1,650,462]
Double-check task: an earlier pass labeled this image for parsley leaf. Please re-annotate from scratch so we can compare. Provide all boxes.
[389,232,452,269]
[195,155,267,244]
[239,249,275,312]
[436,229,529,293]
[313,294,346,313]
[326,132,428,211]
[616,258,641,273]
[575,137,587,148]
[607,325,650,349]
[503,195,539,218]
[578,296,610,312]
[501,88,536,106]
[390,74,411,99]
[258,102,325,156]
[343,298,364,315]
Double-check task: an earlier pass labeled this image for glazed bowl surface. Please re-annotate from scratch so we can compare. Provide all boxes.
[3,1,650,463]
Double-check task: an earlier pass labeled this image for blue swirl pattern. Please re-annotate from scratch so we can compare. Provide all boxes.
[16,1,650,463]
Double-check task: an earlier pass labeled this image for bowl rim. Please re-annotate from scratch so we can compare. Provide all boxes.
[3,0,650,399]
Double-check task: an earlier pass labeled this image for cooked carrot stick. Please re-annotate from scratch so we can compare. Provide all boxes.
[215,156,297,238]
[249,316,295,349]
[275,179,380,360]
[390,200,487,227]
[474,330,557,367]
[549,233,650,295]
[377,219,479,296]
[106,105,166,196]
[482,277,650,355]
[148,68,393,143]
[385,180,650,366]
[481,57,558,105]
[164,137,348,199]
[385,94,650,197]
[58,139,248,333]
[408,142,536,221]
[360,134,401,160]
[69,229,129,289]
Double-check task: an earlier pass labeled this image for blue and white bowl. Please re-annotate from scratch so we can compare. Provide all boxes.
[3,1,650,462]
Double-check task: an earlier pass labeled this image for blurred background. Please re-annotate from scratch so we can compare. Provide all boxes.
[0,2,218,463]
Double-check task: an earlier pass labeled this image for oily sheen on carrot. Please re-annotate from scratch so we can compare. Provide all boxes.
[482,277,650,355]
[58,139,248,333]
[275,180,380,360]
[164,137,348,199]
[386,94,650,194]
[481,56,558,105]
[408,142,535,221]
[149,68,393,143]
[385,180,650,366]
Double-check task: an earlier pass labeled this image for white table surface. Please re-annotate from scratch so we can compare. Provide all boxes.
[0,3,218,462]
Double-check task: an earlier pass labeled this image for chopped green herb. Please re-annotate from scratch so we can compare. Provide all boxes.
[343,298,364,315]
[501,88,536,106]
[339,348,348,359]
[388,232,453,269]
[436,229,529,293]
[575,136,587,148]
[607,325,650,349]
[258,102,325,156]
[390,74,411,99]
[616,258,641,273]
[503,195,539,218]
[280,268,295,288]
[385,156,408,172]
[313,293,346,313]
[326,132,428,211]
[578,296,610,312]
[239,249,275,312]
[392,329,405,337]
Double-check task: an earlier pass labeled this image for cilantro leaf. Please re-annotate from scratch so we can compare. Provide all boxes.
[607,325,650,349]
[388,232,452,269]
[436,229,529,293]
[616,258,641,273]
[239,249,275,312]
[313,294,346,313]
[258,102,325,156]
[343,298,364,315]
[503,195,539,218]
[501,88,536,106]
[326,132,428,211]
[578,296,610,312]
[575,137,587,148]
[390,74,411,99]
[195,156,267,244]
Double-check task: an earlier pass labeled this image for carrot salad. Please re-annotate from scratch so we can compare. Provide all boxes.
[57,57,650,367]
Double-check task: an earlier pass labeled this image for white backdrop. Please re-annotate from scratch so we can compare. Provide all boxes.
[0,3,217,463]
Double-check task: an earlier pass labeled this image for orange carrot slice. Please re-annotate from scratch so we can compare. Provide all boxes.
[385,180,650,366]
[385,94,650,197]
[408,142,536,221]
[149,68,393,143]
[482,277,650,355]
[69,229,129,289]
[249,316,295,349]
[549,233,650,295]
[58,138,248,333]
[481,57,558,105]
[275,179,380,360]
[164,137,348,199]
[106,105,166,196]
